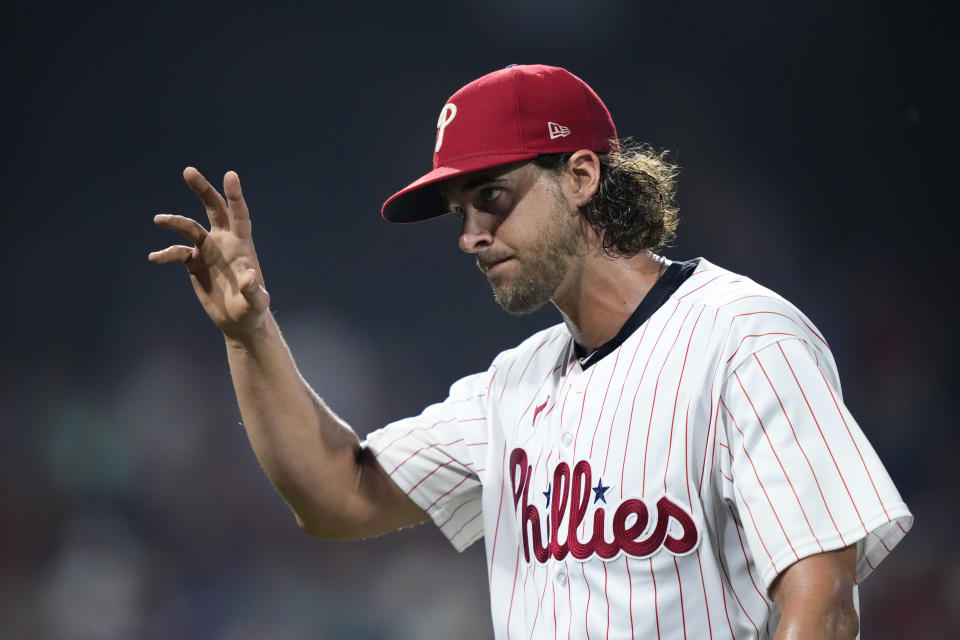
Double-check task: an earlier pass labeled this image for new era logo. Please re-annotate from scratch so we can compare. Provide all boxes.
[548,121,571,139]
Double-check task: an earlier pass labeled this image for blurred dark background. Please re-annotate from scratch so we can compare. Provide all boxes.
[1,1,954,638]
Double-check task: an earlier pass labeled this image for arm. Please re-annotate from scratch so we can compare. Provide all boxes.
[770,545,859,640]
[149,167,429,539]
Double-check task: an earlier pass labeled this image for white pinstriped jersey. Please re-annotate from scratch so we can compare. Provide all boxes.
[365,258,912,639]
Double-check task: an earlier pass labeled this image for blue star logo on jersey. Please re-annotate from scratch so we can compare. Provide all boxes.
[592,478,610,504]
[543,482,551,509]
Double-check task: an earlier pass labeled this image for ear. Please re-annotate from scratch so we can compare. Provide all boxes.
[563,150,601,208]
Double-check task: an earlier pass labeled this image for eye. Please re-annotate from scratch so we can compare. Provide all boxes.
[478,187,502,208]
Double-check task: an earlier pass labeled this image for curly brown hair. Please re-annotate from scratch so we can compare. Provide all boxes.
[533,140,680,257]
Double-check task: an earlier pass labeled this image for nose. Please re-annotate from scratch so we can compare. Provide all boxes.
[458,209,495,254]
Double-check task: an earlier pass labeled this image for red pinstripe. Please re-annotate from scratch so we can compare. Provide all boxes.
[732,480,776,567]
[753,351,846,545]
[871,530,892,552]
[721,480,776,570]
[388,438,465,476]
[664,307,705,494]
[728,504,771,619]
[683,401,692,506]
[721,398,800,561]
[517,364,564,427]
[626,557,635,639]
[684,266,721,280]
[529,562,551,640]
[450,510,482,542]
[425,475,471,512]
[588,346,623,459]
[406,460,453,495]
[490,442,510,575]
[487,364,500,398]
[567,564,572,640]
[733,372,823,550]
[621,302,679,495]
[582,562,593,640]
[798,315,829,348]
[678,274,727,301]
[552,578,558,640]
[725,332,799,364]
[520,562,536,635]
[695,550,715,640]
[506,544,523,638]
[814,357,894,522]
[875,522,903,549]
[704,401,723,493]
[572,365,599,458]
[603,562,611,640]
[643,306,694,492]
[713,502,760,637]
[731,310,828,357]
[674,556,688,639]
[520,447,547,590]
[602,320,651,475]
[557,362,577,441]
[500,357,519,403]
[777,343,869,534]
[716,292,828,349]
[697,308,722,492]
[518,333,565,388]
[718,292,831,348]
[710,500,745,640]
[437,496,480,528]
[700,312,740,493]
[376,416,461,455]
[650,558,661,640]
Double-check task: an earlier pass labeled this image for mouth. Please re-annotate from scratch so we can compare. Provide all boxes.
[479,256,514,275]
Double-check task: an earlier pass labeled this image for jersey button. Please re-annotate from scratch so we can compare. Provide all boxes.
[561,432,574,447]
[556,569,567,587]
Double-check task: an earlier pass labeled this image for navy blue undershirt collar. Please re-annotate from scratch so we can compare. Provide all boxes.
[574,259,698,369]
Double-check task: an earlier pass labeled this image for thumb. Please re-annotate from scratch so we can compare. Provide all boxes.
[239,268,270,311]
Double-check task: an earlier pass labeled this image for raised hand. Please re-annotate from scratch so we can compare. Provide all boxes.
[149,167,270,341]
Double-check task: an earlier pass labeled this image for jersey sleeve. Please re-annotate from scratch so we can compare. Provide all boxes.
[718,337,913,590]
[363,370,491,552]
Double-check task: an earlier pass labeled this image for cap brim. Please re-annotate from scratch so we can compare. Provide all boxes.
[381,151,541,223]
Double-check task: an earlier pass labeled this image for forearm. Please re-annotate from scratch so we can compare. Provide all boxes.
[772,546,860,640]
[152,168,426,539]
[224,314,369,537]
[774,600,859,640]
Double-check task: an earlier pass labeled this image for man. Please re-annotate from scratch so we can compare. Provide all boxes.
[150,64,911,638]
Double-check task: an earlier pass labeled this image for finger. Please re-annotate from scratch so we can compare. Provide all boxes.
[238,268,270,312]
[223,171,252,235]
[154,214,208,245]
[148,245,194,264]
[183,166,230,231]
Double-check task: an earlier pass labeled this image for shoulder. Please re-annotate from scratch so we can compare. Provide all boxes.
[675,258,833,372]
[488,323,571,372]
[467,324,572,404]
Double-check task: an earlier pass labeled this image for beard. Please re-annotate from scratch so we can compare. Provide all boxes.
[478,203,582,315]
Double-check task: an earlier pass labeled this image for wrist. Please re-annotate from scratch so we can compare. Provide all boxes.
[223,314,275,353]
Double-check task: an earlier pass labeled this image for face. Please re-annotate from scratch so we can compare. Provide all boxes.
[442,161,582,315]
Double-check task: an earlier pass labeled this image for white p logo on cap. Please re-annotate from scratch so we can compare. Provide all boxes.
[435,103,457,152]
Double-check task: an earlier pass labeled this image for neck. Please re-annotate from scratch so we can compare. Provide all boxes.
[553,250,667,353]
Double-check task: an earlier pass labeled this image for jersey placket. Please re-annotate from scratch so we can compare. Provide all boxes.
[554,358,590,638]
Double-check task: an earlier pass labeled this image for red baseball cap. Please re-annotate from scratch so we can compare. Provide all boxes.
[382,64,618,223]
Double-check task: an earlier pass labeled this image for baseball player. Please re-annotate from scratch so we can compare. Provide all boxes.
[149,64,912,638]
